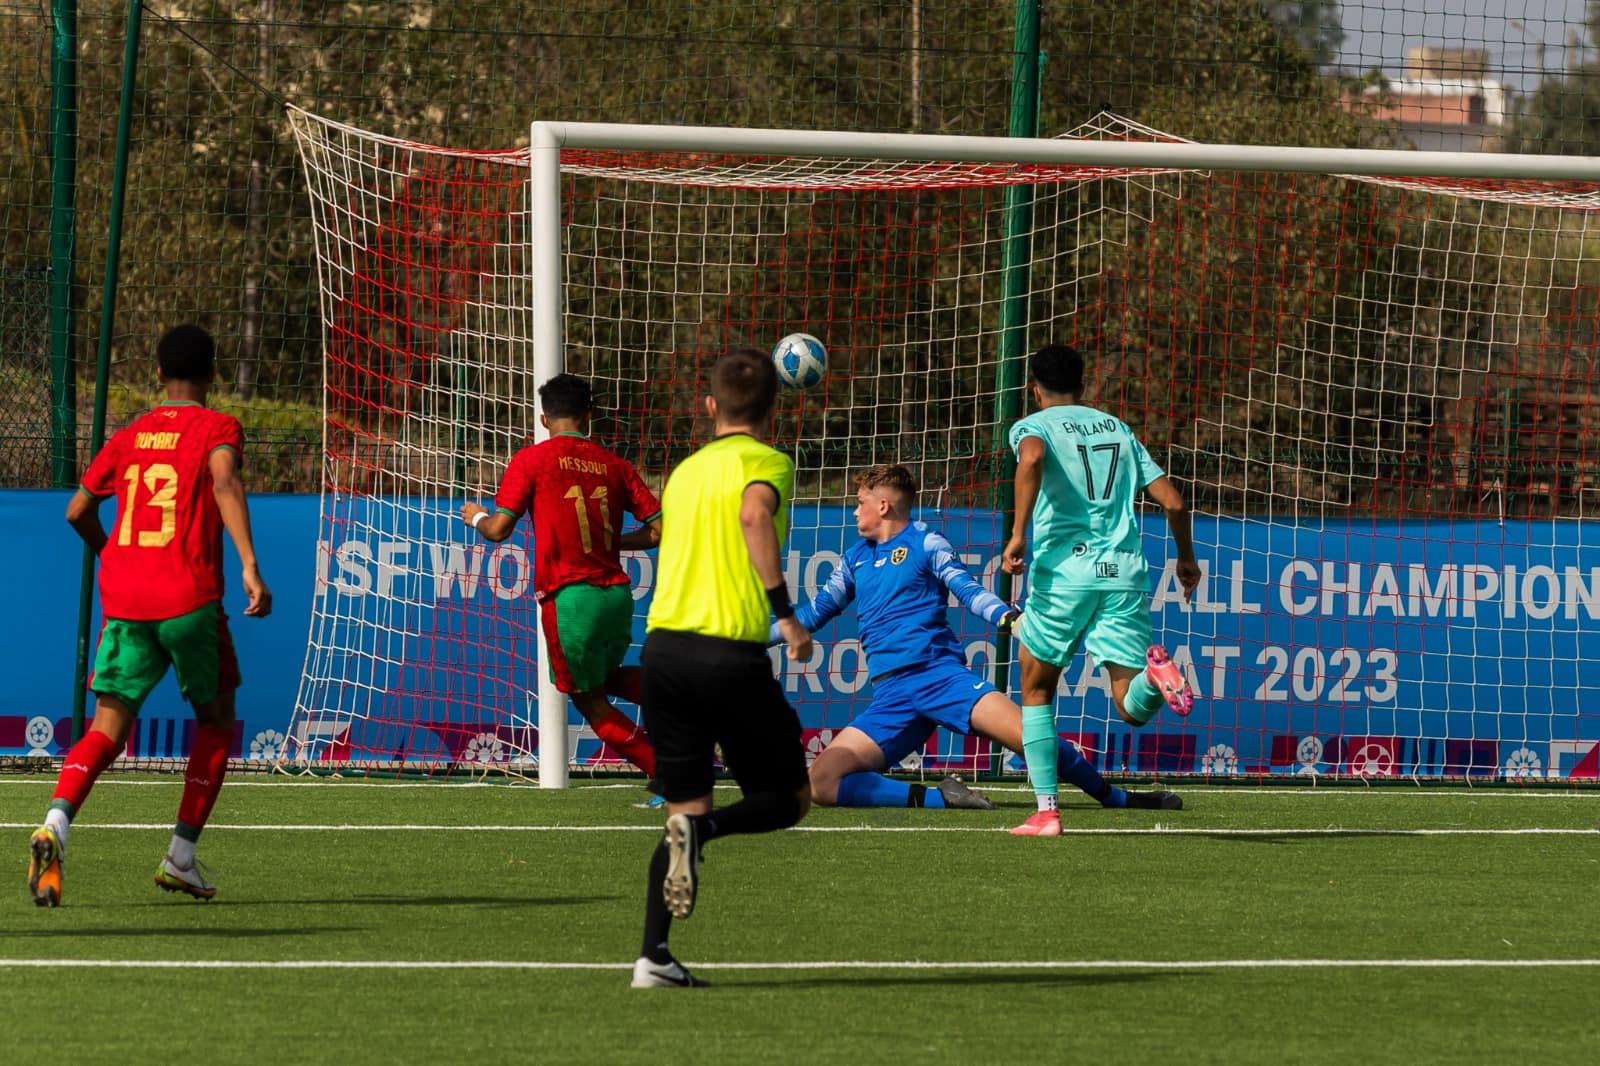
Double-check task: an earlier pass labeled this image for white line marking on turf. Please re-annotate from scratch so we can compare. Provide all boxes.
[0,822,1591,836]
[0,958,1596,972]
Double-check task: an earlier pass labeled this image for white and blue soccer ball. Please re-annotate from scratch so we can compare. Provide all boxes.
[771,332,828,390]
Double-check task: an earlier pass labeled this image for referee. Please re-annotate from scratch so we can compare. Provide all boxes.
[630,348,814,989]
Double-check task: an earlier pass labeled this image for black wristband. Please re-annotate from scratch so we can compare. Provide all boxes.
[766,584,796,620]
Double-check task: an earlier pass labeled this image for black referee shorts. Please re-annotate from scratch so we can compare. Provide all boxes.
[641,628,809,803]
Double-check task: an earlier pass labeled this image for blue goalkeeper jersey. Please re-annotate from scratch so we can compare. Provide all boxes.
[774,520,1012,679]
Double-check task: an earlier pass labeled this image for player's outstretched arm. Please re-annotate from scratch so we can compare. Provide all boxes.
[1145,474,1199,601]
[928,531,1012,626]
[65,490,108,555]
[766,557,854,644]
[1002,434,1045,575]
[741,482,812,662]
[211,447,272,618]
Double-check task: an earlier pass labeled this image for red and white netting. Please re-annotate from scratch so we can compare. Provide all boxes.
[283,107,1600,780]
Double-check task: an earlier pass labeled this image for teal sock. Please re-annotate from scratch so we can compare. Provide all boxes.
[1125,671,1164,725]
[1021,704,1060,802]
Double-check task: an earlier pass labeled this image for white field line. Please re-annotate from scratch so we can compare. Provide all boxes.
[0,779,1592,798]
[0,958,1596,972]
[0,822,1591,836]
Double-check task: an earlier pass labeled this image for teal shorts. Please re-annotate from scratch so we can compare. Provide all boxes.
[1016,588,1152,671]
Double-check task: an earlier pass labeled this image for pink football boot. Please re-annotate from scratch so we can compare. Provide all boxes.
[1009,810,1063,837]
[1146,645,1194,717]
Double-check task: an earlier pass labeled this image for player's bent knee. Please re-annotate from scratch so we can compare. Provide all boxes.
[807,764,841,806]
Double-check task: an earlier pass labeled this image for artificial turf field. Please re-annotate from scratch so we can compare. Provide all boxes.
[2,776,1597,1064]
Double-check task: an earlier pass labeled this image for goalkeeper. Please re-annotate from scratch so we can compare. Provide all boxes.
[776,464,1181,814]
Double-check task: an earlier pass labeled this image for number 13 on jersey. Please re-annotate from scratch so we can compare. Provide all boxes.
[118,463,178,547]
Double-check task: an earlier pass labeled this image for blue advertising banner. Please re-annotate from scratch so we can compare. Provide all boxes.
[4,490,1597,779]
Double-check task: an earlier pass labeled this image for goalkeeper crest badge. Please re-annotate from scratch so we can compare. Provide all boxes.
[890,547,909,565]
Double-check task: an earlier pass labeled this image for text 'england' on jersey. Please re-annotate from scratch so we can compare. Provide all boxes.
[1008,404,1165,591]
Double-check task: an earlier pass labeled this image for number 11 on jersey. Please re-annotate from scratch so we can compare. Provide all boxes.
[564,484,615,553]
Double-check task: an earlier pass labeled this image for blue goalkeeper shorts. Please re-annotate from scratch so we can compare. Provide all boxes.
[849,656,995,767]
[1016,587,1152,671]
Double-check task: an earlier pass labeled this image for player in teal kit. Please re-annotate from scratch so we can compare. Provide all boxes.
[1001,343,1202,837]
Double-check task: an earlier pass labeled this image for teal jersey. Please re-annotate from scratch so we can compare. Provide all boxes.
[1008,404,1165,591]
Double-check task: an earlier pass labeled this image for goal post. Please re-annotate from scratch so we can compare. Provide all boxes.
[287,105,1600,785]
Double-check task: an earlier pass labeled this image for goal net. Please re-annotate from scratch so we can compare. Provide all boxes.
[283,107,1600,782]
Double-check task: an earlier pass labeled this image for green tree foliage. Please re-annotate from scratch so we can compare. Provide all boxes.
[1261,0,1345,68]
[7,0,1594,515]
[1504,1,1600,155]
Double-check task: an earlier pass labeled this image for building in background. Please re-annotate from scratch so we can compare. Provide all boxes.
[1347,47,1507,151]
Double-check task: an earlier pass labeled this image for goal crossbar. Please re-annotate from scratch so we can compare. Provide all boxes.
[531,120,1600,181]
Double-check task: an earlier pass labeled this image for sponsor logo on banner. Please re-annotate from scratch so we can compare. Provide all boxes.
[1268,734,1324,774]
[1296,736,1325,775]
[1344,736,1400,776]
[1502,746,1543,778]
[1201,743,1239,775]
[463,732,508,765]
[248,729,286,762]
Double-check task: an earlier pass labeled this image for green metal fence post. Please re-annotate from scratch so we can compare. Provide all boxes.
[70,0,145,743]
[987,0,1041,774]
[48,0,78,487]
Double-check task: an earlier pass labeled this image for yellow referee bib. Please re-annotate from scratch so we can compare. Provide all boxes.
[646,433,794,643]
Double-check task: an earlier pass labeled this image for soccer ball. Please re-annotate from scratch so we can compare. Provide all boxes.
[771,332,828,389]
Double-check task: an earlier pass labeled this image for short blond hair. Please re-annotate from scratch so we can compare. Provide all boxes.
[853,463,918,501]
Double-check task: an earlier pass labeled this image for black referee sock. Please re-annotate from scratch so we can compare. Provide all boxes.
[696,790,802,843]
[640,839,673,964]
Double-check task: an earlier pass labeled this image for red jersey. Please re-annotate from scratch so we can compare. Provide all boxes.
[494,433,662,597]
[80,402,244,621]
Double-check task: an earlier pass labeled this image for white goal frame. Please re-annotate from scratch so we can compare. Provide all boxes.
[526,119,1600,787]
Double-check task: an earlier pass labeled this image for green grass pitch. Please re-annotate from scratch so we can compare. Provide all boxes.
[3,776,1597,1064]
